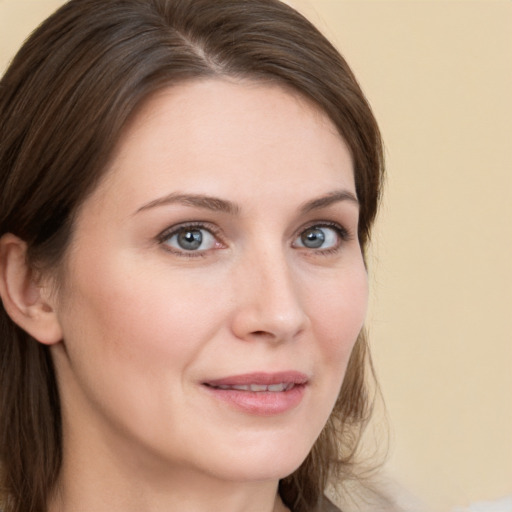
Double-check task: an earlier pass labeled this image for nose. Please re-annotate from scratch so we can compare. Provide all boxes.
[230,248,309,343]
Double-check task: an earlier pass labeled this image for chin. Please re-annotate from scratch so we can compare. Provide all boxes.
[200,434,314,483]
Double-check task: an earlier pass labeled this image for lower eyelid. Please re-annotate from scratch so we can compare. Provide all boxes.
[156,222,353,257]
[295,224,348,246]
[156,223,227,258]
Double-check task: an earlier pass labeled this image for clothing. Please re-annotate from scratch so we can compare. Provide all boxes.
[452,496,512,512]
[321,497,342,512]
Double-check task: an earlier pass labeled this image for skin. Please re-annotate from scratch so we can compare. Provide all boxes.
[35,79,368,512]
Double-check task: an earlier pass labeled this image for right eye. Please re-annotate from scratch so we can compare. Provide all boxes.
[159,224,220,255]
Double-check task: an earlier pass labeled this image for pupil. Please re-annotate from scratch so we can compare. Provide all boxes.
[178,229,202,250]
[302,228,325,248]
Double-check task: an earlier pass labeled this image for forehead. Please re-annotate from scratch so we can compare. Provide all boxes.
[86,78,355,214]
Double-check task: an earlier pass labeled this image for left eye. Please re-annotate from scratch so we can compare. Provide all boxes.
[163,227,217,252]
[294,225,341,250]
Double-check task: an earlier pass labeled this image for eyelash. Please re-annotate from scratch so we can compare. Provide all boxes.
[156,221,224,258]
[294,221,352,255]
[156,221,353,259]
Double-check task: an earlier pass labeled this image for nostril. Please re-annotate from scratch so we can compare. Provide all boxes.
[250,330,272,337]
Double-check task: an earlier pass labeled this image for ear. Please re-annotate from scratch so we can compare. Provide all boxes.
[0,233,63,345]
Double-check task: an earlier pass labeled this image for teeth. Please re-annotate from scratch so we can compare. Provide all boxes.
[214,383,294,392]
[232,385,250,391]
[250,384,268,391]
[267,383,286,392]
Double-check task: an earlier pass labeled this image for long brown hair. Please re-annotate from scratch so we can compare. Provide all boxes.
[0,1,384,511]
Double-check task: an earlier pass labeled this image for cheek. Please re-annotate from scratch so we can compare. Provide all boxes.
[307,263,368,376]
[56,251,230,411]
[67,264,223,370]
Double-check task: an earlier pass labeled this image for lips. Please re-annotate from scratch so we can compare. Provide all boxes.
[210,382,295,392]
[203,371,309,388]
[202,371,308,415]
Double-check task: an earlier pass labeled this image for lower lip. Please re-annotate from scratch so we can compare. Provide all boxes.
[203,384,307,416]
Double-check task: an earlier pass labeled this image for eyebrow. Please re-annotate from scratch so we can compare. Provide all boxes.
[135,193,240,215]
[134,189,358,216]
[299,190,359,214]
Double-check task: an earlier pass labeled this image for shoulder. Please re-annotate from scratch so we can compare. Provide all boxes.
[324,478,424,512]
[319,496,343,512]
[452,495,512,512]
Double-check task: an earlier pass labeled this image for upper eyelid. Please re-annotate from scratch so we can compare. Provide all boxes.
[294,220,352,240]
[155,219,354,250]
[157,221,221,242]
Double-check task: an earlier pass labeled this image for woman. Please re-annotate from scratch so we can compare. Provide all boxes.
[0,1,384,511]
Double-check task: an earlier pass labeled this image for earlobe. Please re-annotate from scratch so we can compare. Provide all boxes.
[0,233,63,345]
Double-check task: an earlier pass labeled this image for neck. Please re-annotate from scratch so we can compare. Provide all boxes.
[50,479,288,512]
[48,424,290,512]
[50,462,290,512]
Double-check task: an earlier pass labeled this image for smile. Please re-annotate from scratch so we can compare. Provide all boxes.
[202,372,309,415]
[207,383,296,392]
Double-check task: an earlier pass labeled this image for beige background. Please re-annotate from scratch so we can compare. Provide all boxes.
[1,1,511,511]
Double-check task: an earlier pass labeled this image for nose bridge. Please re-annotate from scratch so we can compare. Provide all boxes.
[231,241,308,342]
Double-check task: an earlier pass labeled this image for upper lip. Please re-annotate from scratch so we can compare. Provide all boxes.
[203,371,309,387]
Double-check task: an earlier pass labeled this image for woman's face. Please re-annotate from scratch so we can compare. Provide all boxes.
[50,79,368,483]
